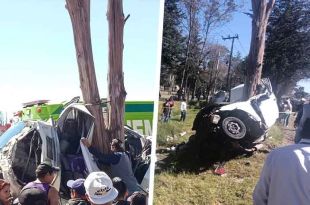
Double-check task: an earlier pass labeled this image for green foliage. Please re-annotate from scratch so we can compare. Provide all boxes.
[263,0,310,97]
[161,0,186,86]
[160,0,239,99]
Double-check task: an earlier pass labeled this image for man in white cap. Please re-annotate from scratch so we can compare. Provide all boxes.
[84,172,118,205]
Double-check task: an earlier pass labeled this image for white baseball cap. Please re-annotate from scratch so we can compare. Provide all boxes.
[84,172,118,204]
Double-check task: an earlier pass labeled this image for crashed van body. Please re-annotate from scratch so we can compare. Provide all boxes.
[192,78,279,149]
[0,104,151,198]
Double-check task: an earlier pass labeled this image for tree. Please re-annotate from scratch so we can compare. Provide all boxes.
[180,0,202,93]
[106,0,127,142]
[200,0,237,60]
[66,0,109,153]
[66,0,127,153]
[160,0,185,88]
[180,0,238,98]
[262,0,310,97]
[244,0,275,99]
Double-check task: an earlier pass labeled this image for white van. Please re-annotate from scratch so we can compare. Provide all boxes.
[0,104,151,198]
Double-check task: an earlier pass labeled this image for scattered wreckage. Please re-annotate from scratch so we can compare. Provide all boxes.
[177,78,279,164]
[0,104,151,198]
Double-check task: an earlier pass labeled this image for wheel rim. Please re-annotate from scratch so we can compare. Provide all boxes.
[227,121,242,134]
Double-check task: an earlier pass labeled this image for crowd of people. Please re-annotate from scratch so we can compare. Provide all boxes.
[0,138,148,205]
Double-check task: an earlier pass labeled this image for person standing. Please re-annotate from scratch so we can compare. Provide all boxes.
[81,138,141,195]
[84,172,118,205]
[18,162,60,205]
[180,99,187,122]
[161,99,169,122]
[253,118,310,205]
[283,98,292,127]
[294,98,310,143]
[167,96,174,121]
[66,178,90,205]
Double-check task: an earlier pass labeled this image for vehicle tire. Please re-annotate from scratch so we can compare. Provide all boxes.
[222,116,246,140]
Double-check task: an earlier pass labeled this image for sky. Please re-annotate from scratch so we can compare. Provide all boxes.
[211,0,252,58]
[0,0,162,113]
[213,0,310,93]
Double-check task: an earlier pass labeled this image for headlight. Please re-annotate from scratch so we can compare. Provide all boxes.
[210,115,221,124]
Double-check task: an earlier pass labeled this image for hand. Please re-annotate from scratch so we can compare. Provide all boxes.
[81,137,91,148]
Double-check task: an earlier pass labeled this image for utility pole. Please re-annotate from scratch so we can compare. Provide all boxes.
[222,34,238,100]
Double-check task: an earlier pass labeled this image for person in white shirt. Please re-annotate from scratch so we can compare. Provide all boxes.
[180,99,187,122]
[282,98,292,127]
[253,118,310,205]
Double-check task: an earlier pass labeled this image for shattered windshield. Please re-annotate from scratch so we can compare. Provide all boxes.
[0,121,25,149]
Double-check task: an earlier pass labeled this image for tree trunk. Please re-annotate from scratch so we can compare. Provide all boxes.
[66,0,109,153]
[107,0,127,142]
[244,0,275,99]
[181,2,193,91]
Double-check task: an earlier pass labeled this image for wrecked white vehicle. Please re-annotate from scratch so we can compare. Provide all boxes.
[0,104,151,198]
[192,78,279,149]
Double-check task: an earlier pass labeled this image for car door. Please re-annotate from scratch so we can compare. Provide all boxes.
[57,104,100,173]
[37,121,61,190]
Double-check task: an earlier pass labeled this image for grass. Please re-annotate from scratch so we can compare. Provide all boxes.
[157,101,199,146]
[154,102,285,205]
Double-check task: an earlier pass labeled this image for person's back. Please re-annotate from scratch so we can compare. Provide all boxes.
[21,162,60,205]
[111,153,140,194]
[295,102,310,143]
[254,144,310,204]
[18,187,48,205]
[81,138,140,195]
[253,118,310,205]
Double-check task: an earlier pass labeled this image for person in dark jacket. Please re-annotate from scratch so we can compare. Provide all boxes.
[81,138,140,195]
[66,179,90,205]
[112,177,129,205]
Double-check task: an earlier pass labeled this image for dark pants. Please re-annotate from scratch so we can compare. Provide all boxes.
[180,110,186,121]
[283,113,290,127]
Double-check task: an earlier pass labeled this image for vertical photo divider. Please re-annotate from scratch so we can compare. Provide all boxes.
[148,1,166,205]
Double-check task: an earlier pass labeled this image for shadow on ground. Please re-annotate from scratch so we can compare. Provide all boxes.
[156,134,256,174]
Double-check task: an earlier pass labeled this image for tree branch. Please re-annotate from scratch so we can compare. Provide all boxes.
[124,14,130,23]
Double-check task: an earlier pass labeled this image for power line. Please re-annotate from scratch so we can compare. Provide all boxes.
[236,38,248,55]
[222,34,239,100]
[223,25,247,56]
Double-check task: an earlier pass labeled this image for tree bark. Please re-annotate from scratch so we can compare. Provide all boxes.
[107,0,127,142]
[244,0,275,99]
[66,0,109,153]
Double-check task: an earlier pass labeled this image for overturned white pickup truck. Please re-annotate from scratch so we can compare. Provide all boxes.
[0,104,151,198]
[192,78,279,150]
